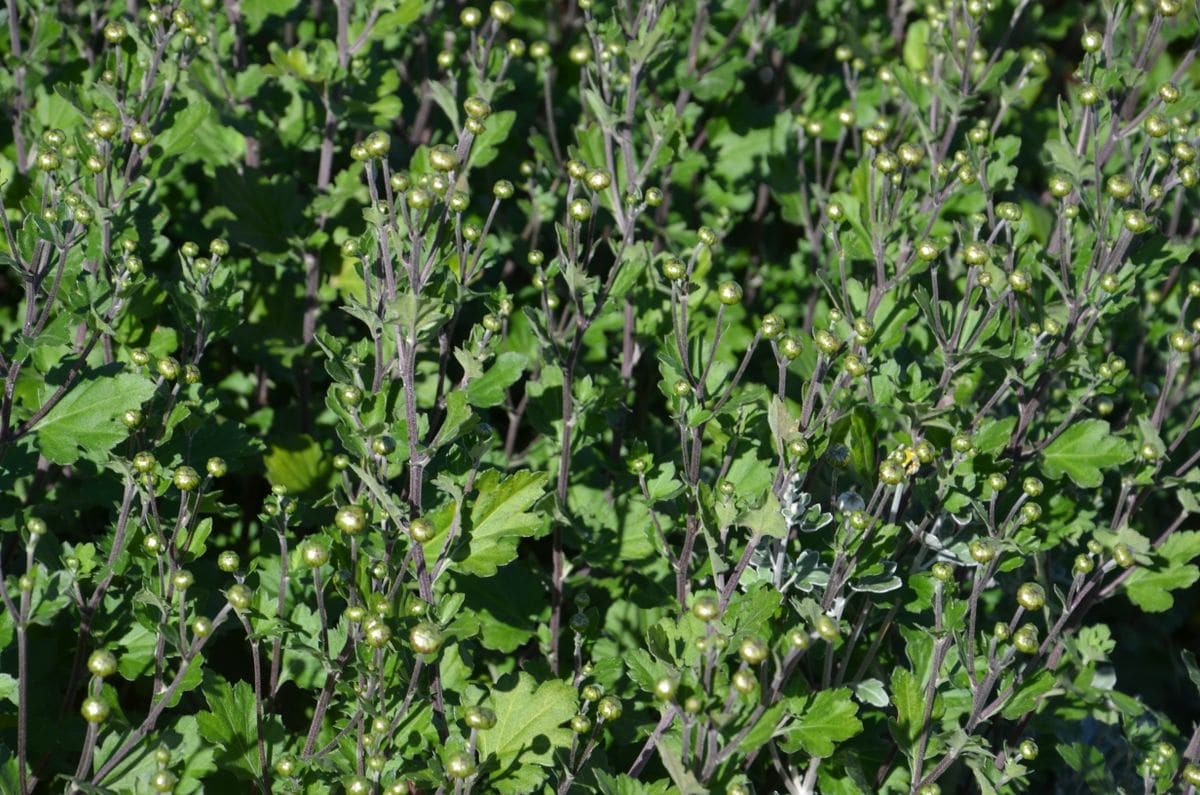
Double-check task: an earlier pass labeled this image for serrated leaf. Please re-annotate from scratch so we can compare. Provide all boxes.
[782,688,863,757]
[738,491,788,539]
[196,679,264,778]
[477,673,576,790]
[1040,420,1132,488]
[32,372,156,465]
[466,352,526,408]
[458,470,547,576]
[1000,669,1057,720]
[890,667,924,749]
[469,110,516,168]
[974,417,1016,454]
[1125,563,1199,612]
[263,434,331,495]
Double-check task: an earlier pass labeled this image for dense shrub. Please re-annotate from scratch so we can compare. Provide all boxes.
[3,0,1200,792]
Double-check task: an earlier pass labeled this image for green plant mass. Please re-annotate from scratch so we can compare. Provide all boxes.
[4,0,1200,792]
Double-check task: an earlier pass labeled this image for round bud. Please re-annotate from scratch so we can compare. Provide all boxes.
[365,131,390,158]
[738,636,769,665]
[300,538,329,568]
[716,281,743,306]
[364,619,391,648]
[127,124,152,148]
[969,540,996,564]
[409,622,443,655]
[814,329,839,356]
[335,505,367,536]
[489,0,513,22]
[691,596,720,622]
[1012,624,1039,654]
[1048,174,1073,198]
[226,584,252,611]
[1123,209,1151,233]
[429,145,458,172]
[815,615,839,642]
[217,550,240,572]
[571,714,592,734]
[1169,330,1195,353]
[173,466,201,491]
[1144,114,1169,138]
[731,668,758,695]
[874,150,900,174]
[156,357,180,381]
[652,677,677,701]
[88,650,118,678]
[778,335,803,360]
[597,696,622,721]
[464,705,497,730]
[1016,582,1045,611]
[81,697,110,723]
[585,169,611,192]
[1080,29,1102,53]
[459,7,482,26]
[568,198,592,221]
[408,517,435,543]
[760,313,784,338]
[463,97,492,123]
[898,143,923,167]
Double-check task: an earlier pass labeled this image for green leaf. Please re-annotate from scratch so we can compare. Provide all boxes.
[655,741,708,794]
[459,469,548,576]
[477,672,576,791]
[157,98,215,160]
[32,372,156,465]
[196,679,265,779]
[974,417,1016,454]
[469,110,516,168]
[1000,669,1057,720]
[94,715,216,791]
[466,352,526,408]
[1125,563,1199,612]
[454,566,547,652]
[738,491,788,538]
[903,20,931,71]
[1040,420,1132,488]
[263,434,331,495]
[889,667,924,749]
[782,688,863,758]
[240,0,301,28]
